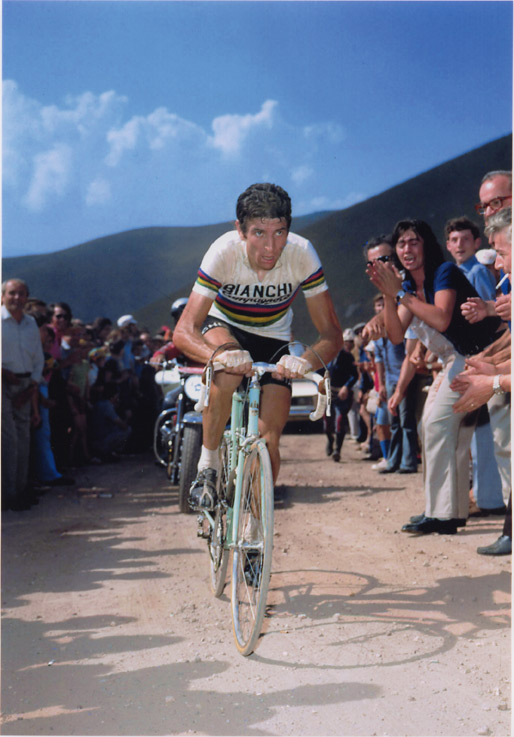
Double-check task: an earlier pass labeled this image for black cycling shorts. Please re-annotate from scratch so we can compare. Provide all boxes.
[201,316,292,391]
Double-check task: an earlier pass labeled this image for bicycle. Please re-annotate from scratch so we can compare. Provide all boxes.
[194,357,330,655]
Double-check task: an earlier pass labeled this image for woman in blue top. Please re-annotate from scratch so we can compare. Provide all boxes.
[368,219,501,536]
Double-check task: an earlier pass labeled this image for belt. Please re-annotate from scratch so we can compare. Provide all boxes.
[14,372,31,378]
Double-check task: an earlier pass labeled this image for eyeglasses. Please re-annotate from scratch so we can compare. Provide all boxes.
[475,195,511,215]
[54,313,67,319]
[366,254,393,267]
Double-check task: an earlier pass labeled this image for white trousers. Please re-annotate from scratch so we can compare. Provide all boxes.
[421,354,476,520]
[487,391,511,504]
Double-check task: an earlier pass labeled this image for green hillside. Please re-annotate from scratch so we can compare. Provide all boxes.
[3,135,511,340]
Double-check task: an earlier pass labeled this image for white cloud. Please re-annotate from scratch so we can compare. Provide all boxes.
[209,99,277,156]
[86,178,112,206]
[3,81,351,241]
[291,165,314,185]
[105,107,206,165]
[41,90,127,136]
[105,117,143,166]
[24,144,72,212]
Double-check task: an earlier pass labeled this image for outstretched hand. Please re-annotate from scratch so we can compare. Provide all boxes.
[366,260,403,298]
[451,373,494,414]
[461,297,489,323]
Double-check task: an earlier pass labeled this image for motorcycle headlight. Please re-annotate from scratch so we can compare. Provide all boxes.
[184,374,203,401]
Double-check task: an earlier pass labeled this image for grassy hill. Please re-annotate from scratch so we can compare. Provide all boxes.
[3,135,511,341]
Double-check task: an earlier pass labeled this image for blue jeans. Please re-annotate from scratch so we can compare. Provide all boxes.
[386,381,418,472]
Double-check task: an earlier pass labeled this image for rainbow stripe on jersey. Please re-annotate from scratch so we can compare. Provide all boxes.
[195,266,325,328]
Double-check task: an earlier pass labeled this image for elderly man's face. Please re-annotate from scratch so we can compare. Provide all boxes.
[493,229,512,276]
[2,280,28,314]
[478,175,512,222]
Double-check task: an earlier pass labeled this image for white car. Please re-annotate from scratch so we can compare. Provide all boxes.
[288,376,322,423]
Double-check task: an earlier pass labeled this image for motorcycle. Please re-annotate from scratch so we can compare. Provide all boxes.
[153,360,204,514]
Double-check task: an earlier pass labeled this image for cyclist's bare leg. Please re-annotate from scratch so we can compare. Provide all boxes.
[202,326,243,450]
[259,383,291,481]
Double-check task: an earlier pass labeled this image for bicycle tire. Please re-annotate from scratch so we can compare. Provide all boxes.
[209,437,231,597]
[231,441,274,656]
[178,424,202,514]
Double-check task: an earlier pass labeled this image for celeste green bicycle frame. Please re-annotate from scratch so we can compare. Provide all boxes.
[203,367,267,551]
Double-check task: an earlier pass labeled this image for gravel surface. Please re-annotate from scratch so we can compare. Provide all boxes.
[1,430,511,736]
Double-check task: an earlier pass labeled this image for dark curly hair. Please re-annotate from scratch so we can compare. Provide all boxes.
[236,183,292,235]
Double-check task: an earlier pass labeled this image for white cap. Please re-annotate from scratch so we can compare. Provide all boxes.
[117,314,137,327]
[343,328,356,341]
[475,248,497,266]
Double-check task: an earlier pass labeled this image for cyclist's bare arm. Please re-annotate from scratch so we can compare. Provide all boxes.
[274,291,342,380]
[304,290,343,367]
[173,292,250,374]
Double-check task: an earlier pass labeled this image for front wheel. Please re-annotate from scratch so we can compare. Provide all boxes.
[231,441,274,656]
[178,424,202,514]
[209,436,233,597]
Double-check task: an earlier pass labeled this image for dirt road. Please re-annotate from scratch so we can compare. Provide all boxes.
[1,430,511,736]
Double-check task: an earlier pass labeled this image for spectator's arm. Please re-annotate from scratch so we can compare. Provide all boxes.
[387,340,417,416]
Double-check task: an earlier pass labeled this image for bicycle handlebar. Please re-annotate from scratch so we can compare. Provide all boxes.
[194,361,331,420]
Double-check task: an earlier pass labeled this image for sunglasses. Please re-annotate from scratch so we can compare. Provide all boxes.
[366,254,393,268]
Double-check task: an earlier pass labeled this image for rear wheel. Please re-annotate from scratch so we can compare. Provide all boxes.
[178,424,202,514]
[209,436,232,597]
[231,441,274,656]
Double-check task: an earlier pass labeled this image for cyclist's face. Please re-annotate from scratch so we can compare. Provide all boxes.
[236,218,289,273]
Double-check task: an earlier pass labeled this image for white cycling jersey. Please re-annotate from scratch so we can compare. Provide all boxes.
[192,230,328,341]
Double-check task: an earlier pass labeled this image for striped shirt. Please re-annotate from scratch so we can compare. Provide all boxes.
[193,230,327,340]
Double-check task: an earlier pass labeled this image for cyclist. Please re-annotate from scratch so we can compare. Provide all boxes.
[173,182,342,510]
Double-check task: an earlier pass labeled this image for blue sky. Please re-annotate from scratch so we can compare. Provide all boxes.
[3,0,512,257]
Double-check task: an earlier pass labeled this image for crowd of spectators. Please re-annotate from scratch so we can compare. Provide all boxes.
[323,169,511,556]
[1,295,170,511]
[3,170,511,560]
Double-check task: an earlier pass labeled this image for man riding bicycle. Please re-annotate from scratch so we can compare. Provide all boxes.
[173,183,342,510]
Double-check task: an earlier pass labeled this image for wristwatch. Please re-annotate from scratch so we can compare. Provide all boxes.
[493,374,506,396]
[396,289,407,302]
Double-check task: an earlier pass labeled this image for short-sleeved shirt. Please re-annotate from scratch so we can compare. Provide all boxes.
[192,230,327,341]
[403,261,500,356]
[458,255,496,301]
[373,338,406,385]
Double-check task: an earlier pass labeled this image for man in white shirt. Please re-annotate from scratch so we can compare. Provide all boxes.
[2,278,44,510]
